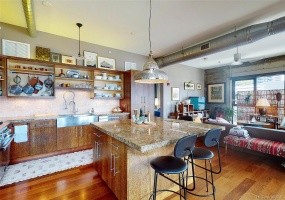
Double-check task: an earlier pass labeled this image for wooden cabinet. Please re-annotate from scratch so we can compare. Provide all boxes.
[6,57,55,97]
[29,120,57,155]
[93,129,127,200]
[57,125,93,151]
[120,70,154,119]
[54,63,94,91]
[93,69,124,99]
[0,56,6,96]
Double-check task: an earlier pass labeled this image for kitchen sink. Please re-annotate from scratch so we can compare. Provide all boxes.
[57,114,99,128]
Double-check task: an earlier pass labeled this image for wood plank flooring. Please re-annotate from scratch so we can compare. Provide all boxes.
[0,143,284,200]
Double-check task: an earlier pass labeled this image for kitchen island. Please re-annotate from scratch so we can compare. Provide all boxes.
[91,118,224,200]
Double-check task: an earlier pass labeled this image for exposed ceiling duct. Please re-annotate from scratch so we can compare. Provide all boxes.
[155,16,285,68]
[22,0,37,38]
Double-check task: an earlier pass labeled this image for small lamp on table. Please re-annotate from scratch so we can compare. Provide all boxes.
[256,98,270,116]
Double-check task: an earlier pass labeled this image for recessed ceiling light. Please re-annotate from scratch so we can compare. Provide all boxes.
[42,0,52,7]
[203,57,208,60]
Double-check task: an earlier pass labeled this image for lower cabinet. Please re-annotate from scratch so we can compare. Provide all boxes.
[93,128,127,200]
[29,120,57,155]
[57,125,93,150]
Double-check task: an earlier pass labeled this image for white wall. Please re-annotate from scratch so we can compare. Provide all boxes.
[160,63,204,119]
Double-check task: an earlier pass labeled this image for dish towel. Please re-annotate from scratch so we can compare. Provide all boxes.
[14,125,28,143]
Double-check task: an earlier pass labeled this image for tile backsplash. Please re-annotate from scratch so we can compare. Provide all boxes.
[0,90,119,118]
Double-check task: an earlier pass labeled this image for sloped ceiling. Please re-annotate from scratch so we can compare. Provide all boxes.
[1,0,285,69]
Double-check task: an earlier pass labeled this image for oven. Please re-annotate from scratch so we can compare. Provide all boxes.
[0,126,14,181]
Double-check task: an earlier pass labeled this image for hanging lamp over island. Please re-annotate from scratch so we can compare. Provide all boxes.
[134,0,168,84]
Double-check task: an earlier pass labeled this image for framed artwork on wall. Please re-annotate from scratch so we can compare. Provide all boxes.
[98,56,116,70]
[184,82,195,90]
[207,83,225,103]
[171,87,180,101]
[83,50,97,67]
[197,83,202,90]
[36,46,50,61]
[61,55,76,65]
[50,52,61,63]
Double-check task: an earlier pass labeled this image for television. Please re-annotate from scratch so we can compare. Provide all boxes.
[189,97,205,110]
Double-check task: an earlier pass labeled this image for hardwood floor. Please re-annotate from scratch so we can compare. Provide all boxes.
[0,144,284,200]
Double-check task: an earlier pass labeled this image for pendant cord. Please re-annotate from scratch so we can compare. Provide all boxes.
[78,25,81,56]
[234,26,239,54]
[149,0,152,53]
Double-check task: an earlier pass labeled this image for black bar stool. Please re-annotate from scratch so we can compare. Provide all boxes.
[187,128,222,200]
[149,134,197,200]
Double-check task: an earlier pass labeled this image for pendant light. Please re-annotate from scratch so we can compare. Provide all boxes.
[75,22,85,60]
[232,26,243,65]
[134,0,168,84]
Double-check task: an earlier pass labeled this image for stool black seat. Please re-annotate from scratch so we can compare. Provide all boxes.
[149,134,197,200]
[188,128,222,200]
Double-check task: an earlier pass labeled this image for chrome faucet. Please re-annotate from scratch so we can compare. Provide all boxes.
[69,101,78,114]
[63,91,77,113]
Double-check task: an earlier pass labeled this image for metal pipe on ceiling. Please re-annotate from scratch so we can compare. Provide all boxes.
[155,16,285,68]
[22,0,37,38]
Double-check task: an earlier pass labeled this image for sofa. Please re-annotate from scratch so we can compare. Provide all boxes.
[204,120,285,158]
[224,126,285,158]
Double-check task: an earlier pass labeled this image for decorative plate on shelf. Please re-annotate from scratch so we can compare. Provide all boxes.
[66,70,80,78]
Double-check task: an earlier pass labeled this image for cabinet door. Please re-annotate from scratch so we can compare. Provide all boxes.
[78,125,93,147]
[29,120,57,155]
[57,126,78,150]
[109,138,127,200]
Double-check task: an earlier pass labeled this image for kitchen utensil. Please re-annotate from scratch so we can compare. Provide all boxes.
[9,75,23,95]
[35,77,43,91]
[23,75,34,95]
[29,76,43,94]
[44,75,54,89]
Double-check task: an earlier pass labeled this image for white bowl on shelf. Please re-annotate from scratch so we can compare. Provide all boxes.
[95,76,102,79]
[104,86,109,90]
[108,76,114,80]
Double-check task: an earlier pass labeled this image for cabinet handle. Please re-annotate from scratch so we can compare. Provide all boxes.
[94,133,102,137]
[97,142,102,157]
[94,141,98,159]
[144,96,146,104]
[80,127,82,137]
[110,153,113,172]
[113,155,120,176]
[75,127,78,137]
[108,142,119,149]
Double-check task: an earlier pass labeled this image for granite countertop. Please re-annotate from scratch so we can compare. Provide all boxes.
[91,118,225,153]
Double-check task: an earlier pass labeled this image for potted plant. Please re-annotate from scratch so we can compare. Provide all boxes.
[244,93,251,104]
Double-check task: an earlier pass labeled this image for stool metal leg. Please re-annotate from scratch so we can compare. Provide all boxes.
[153,172,158,200]
[205,160,208,192]
[208,159,215,200]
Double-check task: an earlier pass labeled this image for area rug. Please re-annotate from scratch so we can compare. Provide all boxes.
[0,149,93,187]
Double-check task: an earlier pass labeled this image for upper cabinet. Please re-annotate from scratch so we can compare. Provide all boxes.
[0,56,6,97]
[6,57,55,98]
[54,63,94,91]
[93,69,124,99]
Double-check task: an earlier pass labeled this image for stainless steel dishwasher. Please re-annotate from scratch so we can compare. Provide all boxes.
[98,115,108,122]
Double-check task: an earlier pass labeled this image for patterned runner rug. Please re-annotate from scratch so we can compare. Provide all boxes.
[0,149,93,187]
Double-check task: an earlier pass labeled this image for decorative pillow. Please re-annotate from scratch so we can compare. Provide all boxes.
[216,117,230,124]
[229,127,250,138]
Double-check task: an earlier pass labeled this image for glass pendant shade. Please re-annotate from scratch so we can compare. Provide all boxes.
[134,52,168,84]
